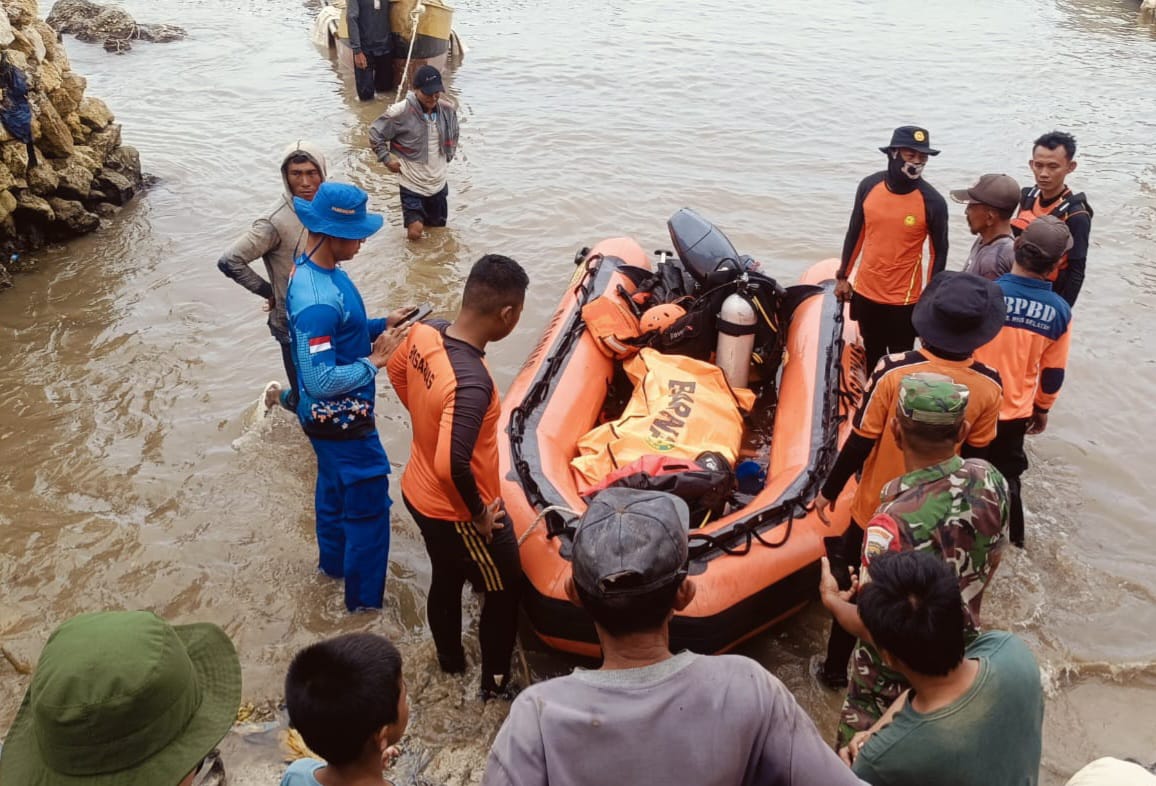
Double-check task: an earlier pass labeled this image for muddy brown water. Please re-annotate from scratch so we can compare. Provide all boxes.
[3,0,1156,783]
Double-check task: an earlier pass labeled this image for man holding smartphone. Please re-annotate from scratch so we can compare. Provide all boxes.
[388,254,529,700]
[286,181,413,613]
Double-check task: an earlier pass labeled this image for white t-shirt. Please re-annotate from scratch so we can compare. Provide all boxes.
[398,114,447,197]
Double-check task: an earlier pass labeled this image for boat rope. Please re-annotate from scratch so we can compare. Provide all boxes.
[396,1,426,100]
[519,505,581,546]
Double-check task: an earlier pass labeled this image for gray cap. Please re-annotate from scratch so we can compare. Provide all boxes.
[950,173,1021,212]
[571,488,690,599]
[1017,214,1073,261]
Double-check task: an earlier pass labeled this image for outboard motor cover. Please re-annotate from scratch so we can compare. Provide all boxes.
[668,208,744,285]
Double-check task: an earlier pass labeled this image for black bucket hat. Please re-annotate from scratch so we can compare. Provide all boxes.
[912,272,1006,355]
[880,125,940,156]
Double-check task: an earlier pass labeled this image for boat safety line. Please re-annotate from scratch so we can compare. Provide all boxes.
[520,505,581,546]
[396,2,426,102]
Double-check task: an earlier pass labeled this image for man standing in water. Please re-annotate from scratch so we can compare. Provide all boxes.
[347,0,392,101]
[839,552,1043,786]
[950,173,1021,281]
[286,181,411,613]
[836,126,950,374]
[217,141,327,411]
[1011,131,1092,307]
[388,254,528,700]
[369,65,459,241]
[819,374,1008,748]
[975,216,1074,549]
[812,272,1005,692]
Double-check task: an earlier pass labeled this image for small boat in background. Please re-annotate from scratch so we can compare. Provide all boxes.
[317,0,459,94]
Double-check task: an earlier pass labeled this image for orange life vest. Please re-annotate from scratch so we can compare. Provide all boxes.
[1010,186,1091,281]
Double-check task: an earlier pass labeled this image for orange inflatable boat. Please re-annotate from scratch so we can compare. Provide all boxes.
[498,222,866,656]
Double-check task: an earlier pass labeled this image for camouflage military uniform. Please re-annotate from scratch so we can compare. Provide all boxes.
[836,454,1009,746]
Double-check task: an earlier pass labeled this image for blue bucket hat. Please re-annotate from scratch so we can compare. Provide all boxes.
[294,182,384,240]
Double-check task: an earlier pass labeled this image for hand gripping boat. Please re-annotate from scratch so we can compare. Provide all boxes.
[498,214,867,656]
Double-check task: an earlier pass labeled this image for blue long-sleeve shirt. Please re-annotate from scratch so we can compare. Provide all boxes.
[286,255,386,440]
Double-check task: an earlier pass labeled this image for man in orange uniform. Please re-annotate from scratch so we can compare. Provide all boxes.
[811,272,1004,690]
[975,216,1073,549]
[837,126,950,374]
[388,254,529,700]
[1011,131,1092,307]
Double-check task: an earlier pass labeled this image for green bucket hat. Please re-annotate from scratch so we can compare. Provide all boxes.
[0,611,242,786]
[897,372,969,426]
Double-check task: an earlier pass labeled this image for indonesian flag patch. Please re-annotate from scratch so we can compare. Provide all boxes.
[308,336,333,354]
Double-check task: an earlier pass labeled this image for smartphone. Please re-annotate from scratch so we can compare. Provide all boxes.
[394,304,433,329]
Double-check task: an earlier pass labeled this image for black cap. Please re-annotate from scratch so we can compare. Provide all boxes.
[413,64,444,94]
[880,125,940,156]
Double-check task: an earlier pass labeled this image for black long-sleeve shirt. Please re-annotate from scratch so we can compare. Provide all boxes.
[838,171,949,306]
[347,0,391,55]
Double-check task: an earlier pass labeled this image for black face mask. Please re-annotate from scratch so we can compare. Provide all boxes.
[888,151,925,181]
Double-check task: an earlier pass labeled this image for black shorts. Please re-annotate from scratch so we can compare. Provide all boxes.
[399,183,449,228]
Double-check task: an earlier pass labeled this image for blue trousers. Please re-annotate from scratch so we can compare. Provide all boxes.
[308,435,392,611]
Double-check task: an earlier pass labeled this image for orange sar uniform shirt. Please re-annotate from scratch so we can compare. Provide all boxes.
[848,349,1003,525]
[387,320,501,521]
[973,274,1072,420]
[839,173,950,306]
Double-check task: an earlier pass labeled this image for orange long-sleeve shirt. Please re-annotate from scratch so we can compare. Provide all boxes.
[387,320,501,521]
[974,274,1072,419]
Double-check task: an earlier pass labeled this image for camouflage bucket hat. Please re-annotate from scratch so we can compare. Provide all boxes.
[897,372,969,425]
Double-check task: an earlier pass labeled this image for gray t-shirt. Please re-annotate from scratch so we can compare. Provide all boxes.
[851,632,1043,786]
[483,651,867,786]
[962,235,1015,280]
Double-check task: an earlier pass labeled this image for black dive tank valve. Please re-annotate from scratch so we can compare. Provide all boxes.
[667,208,744,285]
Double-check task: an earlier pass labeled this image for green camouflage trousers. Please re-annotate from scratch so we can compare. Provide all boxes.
[836,640,909,748]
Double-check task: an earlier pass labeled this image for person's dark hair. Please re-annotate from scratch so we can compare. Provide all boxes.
[993,205,1016,221]
[285,633,403,765]
[896,411,963,453]
[1033,131,1077,160]
[857,551,966,676]
[462,254,529,314]
[1014,241,1060,276]
[574,579,681,637]
[282,153,317,172]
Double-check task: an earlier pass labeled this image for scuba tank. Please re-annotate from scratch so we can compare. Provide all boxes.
[716,280,757,389]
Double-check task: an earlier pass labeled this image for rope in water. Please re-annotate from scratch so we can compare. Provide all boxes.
[395,1,426,100]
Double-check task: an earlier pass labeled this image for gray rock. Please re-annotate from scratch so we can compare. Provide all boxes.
[103,144,141,181]
[47,197,99,236]
[92,201,118,217]
[0,141,31,179]
[27,162,61,195]
[0,12,17,47]
[15,193,55,223]
[54,160,94,200]
[85,123,121,160]
[0,190,18,223]
[46,0,187,52]
[95,168,132,204]
[5,0,41,28]
[33,97,75,158]
[77,95,113,130]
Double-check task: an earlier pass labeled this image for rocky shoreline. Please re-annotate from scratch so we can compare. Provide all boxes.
[0,0,148,286]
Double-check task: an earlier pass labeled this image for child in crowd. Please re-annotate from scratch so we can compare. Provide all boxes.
[281,633,409,786]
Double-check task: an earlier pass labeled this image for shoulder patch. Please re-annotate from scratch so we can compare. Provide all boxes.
[863,524,896,562]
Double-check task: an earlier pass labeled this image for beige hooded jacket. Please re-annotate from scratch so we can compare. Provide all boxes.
[217,140,328,343]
